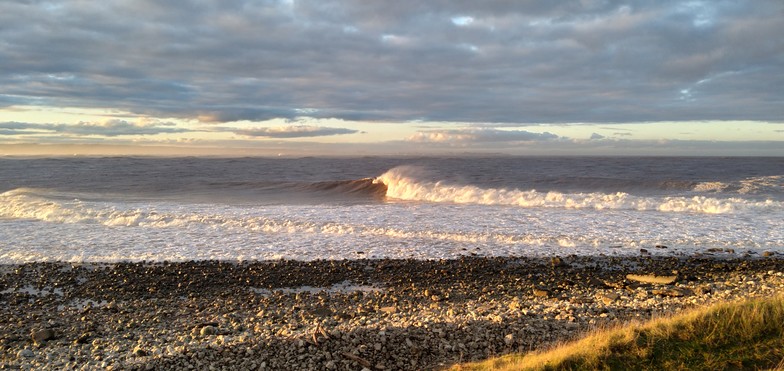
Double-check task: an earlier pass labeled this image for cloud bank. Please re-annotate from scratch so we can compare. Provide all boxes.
[0,1,781,124]
[408,128,559,143]
[0,120,190,136]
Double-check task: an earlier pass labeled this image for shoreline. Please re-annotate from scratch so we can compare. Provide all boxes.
[2,255,784,370]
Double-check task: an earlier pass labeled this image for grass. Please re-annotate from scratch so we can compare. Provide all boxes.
[450,295,784,370]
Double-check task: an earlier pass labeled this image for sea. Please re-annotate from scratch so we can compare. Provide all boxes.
[0,156,782,263]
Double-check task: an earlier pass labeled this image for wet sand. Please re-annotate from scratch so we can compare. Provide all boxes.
[2,254,783,370]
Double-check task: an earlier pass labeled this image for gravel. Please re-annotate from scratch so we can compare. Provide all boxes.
[1,254,783,370]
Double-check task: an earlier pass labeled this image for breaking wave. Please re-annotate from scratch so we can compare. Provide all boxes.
[373,166,781,214]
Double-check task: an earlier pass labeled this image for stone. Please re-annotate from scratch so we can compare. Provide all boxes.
[532,287,550,298]
[200,325,217,336]
[626,274,677,285]
[325,360,336,370]
[763,251,775,257]
[503,333,514,346]
[379,306,396,314]
[17,348,34,358]
[551,256,567,268]
[31,328,56,344]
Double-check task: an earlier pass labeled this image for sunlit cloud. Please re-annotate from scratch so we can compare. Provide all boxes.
[231,125,359,138]
[408,128,560,143]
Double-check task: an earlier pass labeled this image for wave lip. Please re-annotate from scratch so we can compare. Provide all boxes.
[305,178,388,198]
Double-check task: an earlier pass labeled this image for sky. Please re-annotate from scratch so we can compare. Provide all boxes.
[1,0,783,156]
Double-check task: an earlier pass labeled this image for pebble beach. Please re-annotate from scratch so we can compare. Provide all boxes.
[2,252,784,370]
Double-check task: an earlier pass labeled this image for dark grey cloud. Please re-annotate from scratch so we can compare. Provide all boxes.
[590,133,606,140]
[0,1,782,124]
[0,120,190,136]
[230,125,359,138]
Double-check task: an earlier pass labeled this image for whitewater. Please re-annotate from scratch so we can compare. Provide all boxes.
[0,156,782,263]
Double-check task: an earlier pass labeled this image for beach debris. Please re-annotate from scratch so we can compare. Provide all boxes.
[599,292,620,305]
[626,274,677,285]
[341,352,372,368]
[652,288,692,297]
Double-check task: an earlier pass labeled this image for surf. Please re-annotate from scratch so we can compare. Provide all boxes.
[373,166,781,214]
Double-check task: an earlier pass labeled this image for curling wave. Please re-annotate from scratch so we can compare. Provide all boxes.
[303,178,388,198]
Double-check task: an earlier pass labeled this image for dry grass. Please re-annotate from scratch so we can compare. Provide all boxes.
[450,295,784,371]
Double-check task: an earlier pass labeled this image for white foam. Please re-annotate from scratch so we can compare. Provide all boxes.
[0,180,782,263]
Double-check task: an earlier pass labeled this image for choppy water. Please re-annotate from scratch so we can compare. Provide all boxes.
[0,156,782,263]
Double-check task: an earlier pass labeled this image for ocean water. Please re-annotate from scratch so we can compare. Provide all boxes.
[0,156,782,263]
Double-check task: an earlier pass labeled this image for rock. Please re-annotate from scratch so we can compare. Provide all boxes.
[31,328,56,344]
[200,325,217,336]
[532,287,550,298]
[655,245,668,249]
[551,256,567,268]
[762,251,775,257]
[640,248,649,254]
[503,333,514,346]
[379,306,396,314]
[325,360,336,370]
[626,274,677,285]
[17,348,34,358]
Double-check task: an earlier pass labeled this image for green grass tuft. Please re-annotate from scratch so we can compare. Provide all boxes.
[450,295,784,371]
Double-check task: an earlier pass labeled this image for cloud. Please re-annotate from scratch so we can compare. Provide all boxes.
[0,120,190,137]
[590,133,606,140]
[231,125,359,138]
[0,1,781,125]
[408,128,560,143]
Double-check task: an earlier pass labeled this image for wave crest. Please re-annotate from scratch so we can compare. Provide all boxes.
[374,166,777,214]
